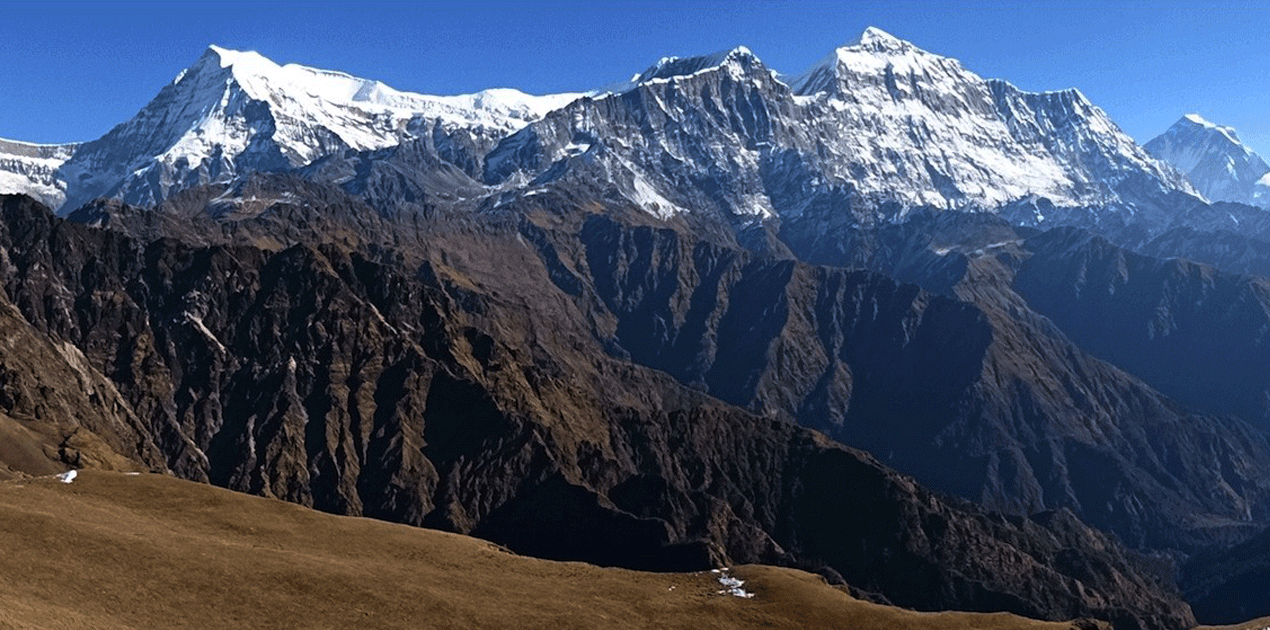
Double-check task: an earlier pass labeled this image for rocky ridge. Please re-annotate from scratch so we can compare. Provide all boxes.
[66,176,1270,560]
[0,192,1198,629]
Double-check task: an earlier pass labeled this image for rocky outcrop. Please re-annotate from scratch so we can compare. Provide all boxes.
[0,292,165,479]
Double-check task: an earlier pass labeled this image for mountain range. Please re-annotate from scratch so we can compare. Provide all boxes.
[4,27,1270,630]
[0,28,1200,219]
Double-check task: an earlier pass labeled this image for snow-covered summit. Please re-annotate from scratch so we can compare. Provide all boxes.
[1,45,582,212]
[780,27,1195,212]
[591,46,768,97]
[789,27,944,96]
[197,45,422,111]
[1146,114,1270,208]
[479,26,1196,228]
[0,35,1202,227]
[197,45,577,131]
[633,46,759,83]
[854,26,915,52]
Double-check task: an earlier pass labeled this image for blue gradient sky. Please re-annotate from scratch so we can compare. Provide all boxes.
[3,1,1267,152]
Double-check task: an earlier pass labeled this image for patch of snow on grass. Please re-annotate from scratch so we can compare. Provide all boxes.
[711,568,755,598]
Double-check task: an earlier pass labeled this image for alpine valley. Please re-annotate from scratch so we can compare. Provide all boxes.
[3,27,1270,630]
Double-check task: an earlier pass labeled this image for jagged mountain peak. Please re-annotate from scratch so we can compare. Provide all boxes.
[1181,112,1242,139]
[182,45,499,118]
[1146,114,1270,208]
[1174,113,1252,156]
[170,46,583,135]
[201,44,271,70]
[624,45,764,87]
[853,26,915,52]
[1,45,582,213]
[476,28,1197,226]
[0,35,1203,224]
[790,27,972,98]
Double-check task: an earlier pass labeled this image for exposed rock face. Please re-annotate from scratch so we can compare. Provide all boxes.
[790,213,1270,549]
[486,28,1193,223]
[1136,219,1270,280]
[1,31,1202,246]
[0,193,1195,629]
[6,31,1270,630]
[0,290,165,479]
[68,177,1270,556]
[1014,228,1270,429]
[568,213,1270,554]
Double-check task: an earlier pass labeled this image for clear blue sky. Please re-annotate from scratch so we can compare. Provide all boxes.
[3,1,1268,153]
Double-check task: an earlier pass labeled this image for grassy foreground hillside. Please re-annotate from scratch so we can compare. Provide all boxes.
[0,470,1083,630]
[1202,618,1270,630]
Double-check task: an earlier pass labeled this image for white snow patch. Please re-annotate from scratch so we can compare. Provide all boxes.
[204,45,582,141]
[629,174,682,219]
[711,568,755,598]
[185,313,228,354]
[56,470,77,484]
[1184,113,1213,127]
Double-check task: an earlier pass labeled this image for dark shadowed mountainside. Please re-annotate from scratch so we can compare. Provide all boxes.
[0,193,1197,630]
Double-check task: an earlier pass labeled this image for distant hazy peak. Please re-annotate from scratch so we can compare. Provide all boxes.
[1178,112,1246,146]
[1146,114,1270,207]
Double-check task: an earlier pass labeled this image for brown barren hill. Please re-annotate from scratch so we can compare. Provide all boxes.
[0,470,1082,630]
[1200,619,1270,630]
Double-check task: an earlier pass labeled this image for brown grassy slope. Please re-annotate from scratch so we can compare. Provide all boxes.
[1201,619,1270,630]
[0,471,1080,630]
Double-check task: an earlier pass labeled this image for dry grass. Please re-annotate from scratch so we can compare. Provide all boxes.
[1202,618,1270,630]
[0,471,1080,630]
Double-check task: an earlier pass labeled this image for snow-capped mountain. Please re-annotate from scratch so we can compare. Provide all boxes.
[0,139,77,210]
[483,27,1197,229]
[791,28,1193,210]
[0,29,1198,227]
[0,45,580,213]
[1146,114,1270,208]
